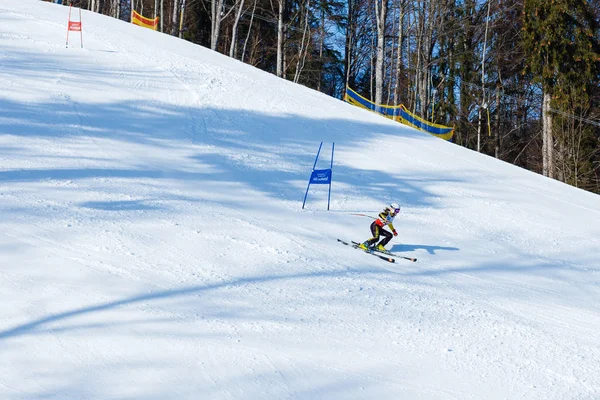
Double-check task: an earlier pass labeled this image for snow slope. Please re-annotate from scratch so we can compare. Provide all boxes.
[1,1,599,399]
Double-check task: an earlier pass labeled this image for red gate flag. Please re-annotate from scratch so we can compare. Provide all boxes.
[68,21,81,31]
[131,10,158,31]
[65,5,83,48]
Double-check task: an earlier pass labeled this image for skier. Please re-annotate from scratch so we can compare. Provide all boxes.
[358,203,400,252]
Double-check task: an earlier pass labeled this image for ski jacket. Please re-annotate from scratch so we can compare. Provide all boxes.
[375,210,395,231]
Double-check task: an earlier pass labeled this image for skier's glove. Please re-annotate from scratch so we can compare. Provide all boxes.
[392,229,398,236]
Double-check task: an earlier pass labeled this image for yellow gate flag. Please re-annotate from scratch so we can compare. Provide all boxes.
[132,10,158,31]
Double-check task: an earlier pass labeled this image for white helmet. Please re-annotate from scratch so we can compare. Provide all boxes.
[388,203,400,214]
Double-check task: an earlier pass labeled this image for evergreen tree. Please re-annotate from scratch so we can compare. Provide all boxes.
[522,0,600,180]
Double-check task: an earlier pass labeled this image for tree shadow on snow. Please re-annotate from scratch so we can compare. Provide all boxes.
[0,49,474,219]
[0,267,388,341]
[0,93,467,216]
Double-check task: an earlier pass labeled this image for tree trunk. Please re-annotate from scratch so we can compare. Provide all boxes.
[413,3,423,116]
[230,0,246,58]
[477,0,491,153]
[494,82,501,159]
[171,0,179,36]
[386,14,396,105]
[406,11,415,111]
[344,0,353,93]
[477,107,483,152]
[374,0,388,106]
[394,0,405,106]
[242,0,257,63]
[459,0,475,147]
[317,7,325,91]
[276,0,286,78]
[211,0,224,50]
[294,0,311,83]
[542,90,554,178]
[178,0,187,38]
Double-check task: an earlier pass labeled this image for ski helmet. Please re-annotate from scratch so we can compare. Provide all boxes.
[389,203,400,214]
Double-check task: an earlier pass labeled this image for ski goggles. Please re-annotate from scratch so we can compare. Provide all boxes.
[393,208,400,214]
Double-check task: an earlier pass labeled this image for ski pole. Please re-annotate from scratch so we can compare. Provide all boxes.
[350,213,377,219]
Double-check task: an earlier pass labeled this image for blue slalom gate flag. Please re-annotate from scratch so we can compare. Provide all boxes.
[302,142,334,210]
[309,169,332,184]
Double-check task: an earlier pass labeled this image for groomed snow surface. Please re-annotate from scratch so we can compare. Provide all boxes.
[1,1,599,399]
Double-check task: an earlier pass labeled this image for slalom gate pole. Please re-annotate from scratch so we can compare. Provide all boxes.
[302,142,323,209]
[65,5,72,47]
[327,142,334,211]
[312,142,323,170]
[66,5,83,48]
[78,7,83,49]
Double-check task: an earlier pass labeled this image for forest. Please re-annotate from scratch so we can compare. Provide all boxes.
[64,0,600,193]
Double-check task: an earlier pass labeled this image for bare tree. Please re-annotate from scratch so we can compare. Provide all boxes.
[393,0,407,105]
[276,0,286,77]
[179,0,187,38]
[374,0,388,105]
[211,0,235,51]
[242,0,258,62]
[230,0,246,58]
[293,0,312,83]
[477,0,491,153]
[171,0,179,36]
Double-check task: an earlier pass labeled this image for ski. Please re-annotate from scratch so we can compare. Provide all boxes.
[351,241,417,262]
[337,238,395,263]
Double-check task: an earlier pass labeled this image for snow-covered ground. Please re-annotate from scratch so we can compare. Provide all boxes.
[1,1,599,399]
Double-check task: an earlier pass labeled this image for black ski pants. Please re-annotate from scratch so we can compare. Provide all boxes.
[366,221,392,247]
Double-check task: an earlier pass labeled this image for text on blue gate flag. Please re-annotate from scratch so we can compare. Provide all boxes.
[310,169,332,184]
